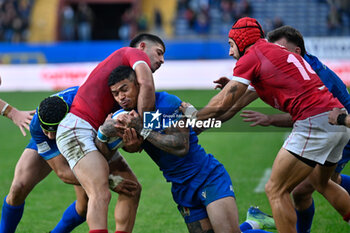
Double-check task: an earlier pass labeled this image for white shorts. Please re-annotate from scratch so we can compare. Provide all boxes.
[56,113,98,169]
[283,112,350,165]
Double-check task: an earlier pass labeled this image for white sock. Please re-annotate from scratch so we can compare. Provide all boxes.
[245,220,261,229]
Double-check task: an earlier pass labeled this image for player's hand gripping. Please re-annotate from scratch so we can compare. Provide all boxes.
[7,108,36,136]
[100,113,126,138]
[328,107,347,125]
[112,177,139,197]
[213,76,230,89]
[122,128,144,153]
[118,110,143,132]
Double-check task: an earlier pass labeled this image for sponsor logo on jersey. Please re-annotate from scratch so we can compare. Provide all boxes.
[180,206,191,217]
[37,141,51,153]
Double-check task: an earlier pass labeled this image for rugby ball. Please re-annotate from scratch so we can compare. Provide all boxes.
[108,109,129,150]
[112,109,129,120]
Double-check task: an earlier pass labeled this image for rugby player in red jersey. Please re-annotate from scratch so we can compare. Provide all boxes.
[184,17,350,233]
[56,33,165,233]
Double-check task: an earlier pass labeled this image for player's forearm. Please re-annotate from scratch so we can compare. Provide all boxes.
[218,90,258,122]
[137,83,155,116]
[135,64,156,116]
[197,81,247,121]
[268,113,293,127]
[146,130,189,156]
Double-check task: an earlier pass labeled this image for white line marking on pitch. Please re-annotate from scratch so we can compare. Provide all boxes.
[254,168,272,193]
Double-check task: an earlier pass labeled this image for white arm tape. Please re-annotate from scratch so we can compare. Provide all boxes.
[1,103,9,116]
[109,174,124,190]
[140,128,152,139]
[184,104,198,120]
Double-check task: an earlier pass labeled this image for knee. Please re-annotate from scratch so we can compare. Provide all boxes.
[291,184,313,205]
[90,187,111,204]
[265,179,284,200]
[292,188,308,205]
[265,180,275,197]
[7,181,30,205]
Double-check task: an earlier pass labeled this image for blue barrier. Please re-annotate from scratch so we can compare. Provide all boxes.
[0,40,231,64]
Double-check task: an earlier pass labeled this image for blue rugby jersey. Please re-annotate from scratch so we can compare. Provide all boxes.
[142,92,223,207]
[304,53,350,111]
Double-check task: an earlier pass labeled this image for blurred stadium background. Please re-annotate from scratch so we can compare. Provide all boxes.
[0,0,349,91]
[1,0,350,232]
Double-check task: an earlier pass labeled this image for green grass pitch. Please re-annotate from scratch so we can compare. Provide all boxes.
[0,90,349,232]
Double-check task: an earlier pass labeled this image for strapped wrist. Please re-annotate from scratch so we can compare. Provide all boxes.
[107,137,123,150]
[97,126,109,142]
[1,103,12,117]
[140,128,152,139]
[184,104,198,120]
[337,113,347,126]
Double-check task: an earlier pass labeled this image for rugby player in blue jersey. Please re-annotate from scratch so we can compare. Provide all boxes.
[97,65,275,233]
[0,86,141,233]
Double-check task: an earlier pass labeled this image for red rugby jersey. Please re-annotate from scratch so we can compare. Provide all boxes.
[70,47,151,130]
[232,39,342,121]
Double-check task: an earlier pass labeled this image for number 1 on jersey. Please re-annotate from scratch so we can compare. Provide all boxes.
[287,54,315,80]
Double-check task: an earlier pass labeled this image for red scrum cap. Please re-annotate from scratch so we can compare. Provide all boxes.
[229,17,265,56]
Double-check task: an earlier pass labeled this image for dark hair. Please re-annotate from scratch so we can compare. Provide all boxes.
[129,33,165,52]
[108,65,136,86]
[38,96,68,132]
[267,25,306,57]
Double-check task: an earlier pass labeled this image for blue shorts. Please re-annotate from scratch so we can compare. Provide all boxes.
[26,138,38,151]
[26,138,60,160]
[335,142,350,173]
[176,164,235,223]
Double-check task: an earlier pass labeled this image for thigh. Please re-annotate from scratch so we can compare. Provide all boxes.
[73,150,110,194]
[7,148,52,205]
[56,113,98,169]
[269,148,314,193]
[12,148,52,187]
[308,164,336,190]
[206,196,240,233]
